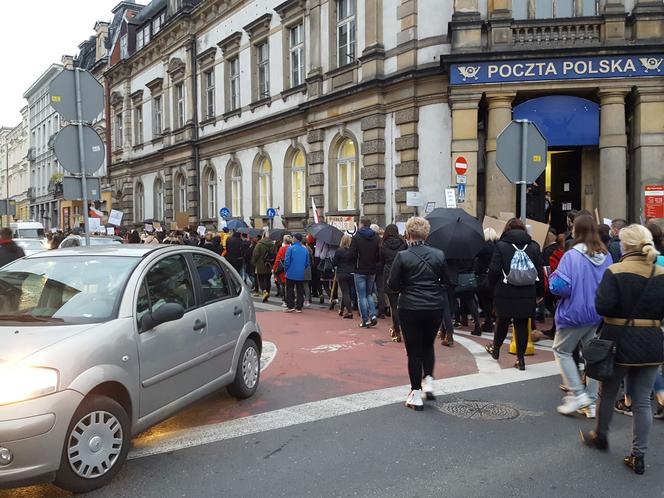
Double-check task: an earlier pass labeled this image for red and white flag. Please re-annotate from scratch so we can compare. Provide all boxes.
[89,206,104,218]
[311,197,320,224]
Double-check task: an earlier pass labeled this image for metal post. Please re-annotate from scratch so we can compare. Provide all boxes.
[74,68,90,246]
[519,119,528,221]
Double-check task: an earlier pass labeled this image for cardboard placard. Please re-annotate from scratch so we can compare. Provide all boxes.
[482,216,506,236]
[170,222,178,232]
[175,212,189,230]
[499,212,515,222]
[525,218,550,248]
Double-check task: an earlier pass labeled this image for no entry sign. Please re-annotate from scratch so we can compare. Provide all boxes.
[645,185,664,220]
[454,156,468,175]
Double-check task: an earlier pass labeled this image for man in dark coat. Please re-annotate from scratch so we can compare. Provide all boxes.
[0,228,25,268]
[225,231,244,275]
[608,218,627,263]
[350,217,380,328]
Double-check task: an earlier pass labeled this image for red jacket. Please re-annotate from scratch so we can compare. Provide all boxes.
[273,245,289,284]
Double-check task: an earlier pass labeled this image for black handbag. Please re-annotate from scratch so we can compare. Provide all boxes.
[585,264,657,382]
[456,272,478,295]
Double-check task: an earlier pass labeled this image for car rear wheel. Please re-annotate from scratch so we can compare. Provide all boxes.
[54,395,130,493]
[227,338,260,399]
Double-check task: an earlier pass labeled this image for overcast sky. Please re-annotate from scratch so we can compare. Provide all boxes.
[0,0,145,127]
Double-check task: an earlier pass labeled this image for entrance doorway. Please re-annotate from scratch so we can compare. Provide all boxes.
[548,150,582,234]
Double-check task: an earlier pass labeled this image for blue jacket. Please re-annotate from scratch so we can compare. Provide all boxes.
[550,243,612,329]
[284,241,309,281]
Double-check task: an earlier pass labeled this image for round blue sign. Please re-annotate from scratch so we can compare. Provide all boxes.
[266,208,276,218]
[219,207,230,219]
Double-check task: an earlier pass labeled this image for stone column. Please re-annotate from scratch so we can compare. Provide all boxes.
[396,0,418,71]
[361,114,386,225]
[632,1,664,41]
[489,0,512,48]
[394,107,419,222]
[161,58,171,134]
[360,0,384,81]
[307,129,325,219]
[450,0,482,50]
[599,89,629,220]
[603,1,627,42]
[450,93,481,216]
[305,0,323,97]
[485,93,516,217]
[185,40,196,127]
[631,86,664,219]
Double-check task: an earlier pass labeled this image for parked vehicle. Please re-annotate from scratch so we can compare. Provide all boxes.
[9,221,45,239]
[0,245,262,493]
[13,238,49,256]
[58,235,123,248]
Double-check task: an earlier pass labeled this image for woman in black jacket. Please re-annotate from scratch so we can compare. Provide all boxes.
[582,224,664,475]
[388,217,452,411]
[485,218,545,370]
[332,234,356,319]
[474,228,498,333]
[381,224,407,342]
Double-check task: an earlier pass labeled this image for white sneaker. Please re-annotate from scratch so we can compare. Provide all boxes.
[577,404,596,419]
[405,390,424,411]
[281,302,288,308]
[422,375,435,400]
[557,392,591,415]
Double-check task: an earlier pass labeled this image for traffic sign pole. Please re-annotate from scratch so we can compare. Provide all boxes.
[75,68,91,246]
[519,120,528,221]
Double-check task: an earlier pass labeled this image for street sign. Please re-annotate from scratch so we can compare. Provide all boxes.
[62,176,101,201]
[54,125,105,175]
[454,156,468,175]
[406,191,423,207]
[266,207,277,218]
[645,185,664,219]
[49,69,104,123]
[456,174,467,184]
[457,183,466,203]
[445,189,457,208]
[219,207,230,219]
[496,120,547,185]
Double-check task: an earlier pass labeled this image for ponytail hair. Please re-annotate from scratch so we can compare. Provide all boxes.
[619,224,660,264]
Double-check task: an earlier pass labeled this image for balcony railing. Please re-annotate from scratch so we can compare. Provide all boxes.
[511,18,602,47]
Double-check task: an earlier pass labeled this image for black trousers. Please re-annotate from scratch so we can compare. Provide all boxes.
[286,279,305,310]
[337,273,353,314]
[477,287,493,325]
[257,273,271,294]
[400,309,443,390]
[387,292,400,332]
[493,317,529,358]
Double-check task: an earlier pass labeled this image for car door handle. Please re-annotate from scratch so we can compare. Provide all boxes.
[233,306,243,317]
[193,319,207,331]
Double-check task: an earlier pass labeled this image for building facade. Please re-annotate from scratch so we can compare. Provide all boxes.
[0,108,30,221]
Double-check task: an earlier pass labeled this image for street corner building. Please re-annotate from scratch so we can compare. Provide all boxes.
[104,0,664,232]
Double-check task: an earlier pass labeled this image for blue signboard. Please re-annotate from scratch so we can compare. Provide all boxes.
[219,207,230,219]
[266,207,276,219]
[457,183,466,204]
[450,55,663,85]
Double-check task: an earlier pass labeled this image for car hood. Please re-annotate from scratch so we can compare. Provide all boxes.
[0,323,98,363]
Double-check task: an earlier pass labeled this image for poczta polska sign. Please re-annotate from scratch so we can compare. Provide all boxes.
[450,55,663,85]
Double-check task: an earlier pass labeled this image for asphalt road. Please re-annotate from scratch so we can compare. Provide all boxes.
[7,376,663,498]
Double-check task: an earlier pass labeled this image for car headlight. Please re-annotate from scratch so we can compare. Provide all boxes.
[0,365,59,405]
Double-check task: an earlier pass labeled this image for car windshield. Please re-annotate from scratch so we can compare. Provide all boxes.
[90,238,122,245]
[15,240,47,251]
[18,228,44,238]
[0,256,139,325]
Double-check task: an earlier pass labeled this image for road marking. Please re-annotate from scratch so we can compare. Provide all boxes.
[260,341,277,372]
[128,360,559,460]
[302,340,365,354]
[453,335,502,375]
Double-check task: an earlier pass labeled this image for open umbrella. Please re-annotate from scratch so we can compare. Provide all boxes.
[426,208,484,260]
[248,228,263,238]
[307,222,344,246]
[226,219,248,231]
[268,228,290,242]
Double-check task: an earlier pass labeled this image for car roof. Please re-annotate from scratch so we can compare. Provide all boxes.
[25,244,212,259]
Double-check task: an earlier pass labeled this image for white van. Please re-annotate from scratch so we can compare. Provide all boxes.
[10,221,45,239]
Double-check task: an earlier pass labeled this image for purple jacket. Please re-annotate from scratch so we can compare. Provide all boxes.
[552,244,612,329]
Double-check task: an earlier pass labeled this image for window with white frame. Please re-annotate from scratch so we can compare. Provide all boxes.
[175,83,185,128]
[229,58,240,111]
[175,173,187,213]
[337,139,357,211]
[230,163,242,217]
[257,43,270,99]
[204,168,217,219]
[153,95,162,135]
[289,23,304,87]
[337,0,356,66]
[134,105,143,144]
[513,0,597,19]
[135,182,144,221]
[136,25,150,50]
[154,177,164,220]
[152,12,166,34]
[204,70,215,118]
[291,150,306,213]
[114,112,123,148]
[120,35,128,59]
[258,158,271,215]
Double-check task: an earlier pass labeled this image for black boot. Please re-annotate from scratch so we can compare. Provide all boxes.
[485,344,499,360]
[515,356,525,371]
[471,324,482,336]
[624,454,645,475]
[580,430,609,452]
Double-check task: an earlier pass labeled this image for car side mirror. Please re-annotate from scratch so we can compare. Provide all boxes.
[140,303,185,332]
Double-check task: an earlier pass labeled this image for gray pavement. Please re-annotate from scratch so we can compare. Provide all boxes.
[5,376,664,498]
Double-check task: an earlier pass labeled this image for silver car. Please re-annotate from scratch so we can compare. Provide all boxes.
[13,238,49,256]
[0,245,261,493]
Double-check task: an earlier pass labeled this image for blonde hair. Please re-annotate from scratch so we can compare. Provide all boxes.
[619,224,659,264]
[484,227,498,242]
[405,216,430,241]
[340,234,352,248]
[283,234,293,245]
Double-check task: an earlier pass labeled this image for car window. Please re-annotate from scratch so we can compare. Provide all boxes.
[192,253,231,303]
[60,238,79,248]
[142,255,195,315]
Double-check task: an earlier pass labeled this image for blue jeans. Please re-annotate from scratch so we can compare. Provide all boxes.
[354,274,377,324]
[655,367,664,397]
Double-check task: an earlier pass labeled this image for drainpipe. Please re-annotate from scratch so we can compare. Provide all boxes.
[104,78,112,196]
[190,37,201,225]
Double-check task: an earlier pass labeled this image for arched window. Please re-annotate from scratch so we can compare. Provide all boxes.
[337,138,357,211]
[203,168,217,219]
[174,172,187,213]
[230,163,242,218]
[135,182,144,222]
[290,149,306,214]
[257,157,272,216]
[153,177,164,221]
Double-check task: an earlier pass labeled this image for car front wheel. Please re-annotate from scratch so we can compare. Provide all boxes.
[54,395,130,493]
[227,338,260,399]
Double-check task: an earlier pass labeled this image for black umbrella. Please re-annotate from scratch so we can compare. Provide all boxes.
[226,219,248,230]
[269,229,290,242]
[426,208,484,260]
[307,222,344,246]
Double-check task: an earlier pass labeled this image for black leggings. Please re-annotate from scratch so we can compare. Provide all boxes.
[400,309,443,390]
[257,273,271,294]
[387,293,400,332]
[493,317,529,358]
[337,273,353,314]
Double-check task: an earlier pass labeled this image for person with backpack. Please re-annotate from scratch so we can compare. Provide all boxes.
[485,218,545,370]
[582,224,664,475]
[549,215,612,418]
[251,231,275,302]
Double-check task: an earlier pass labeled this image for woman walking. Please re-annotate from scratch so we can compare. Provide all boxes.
[549,215,611,418]
[273,235,291,307]
[582,224,664,475]
[475,228,498,333]
[485,218,545,370]
[332,235,355,319]
[388,217,452,411]
[381,224,407,342]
